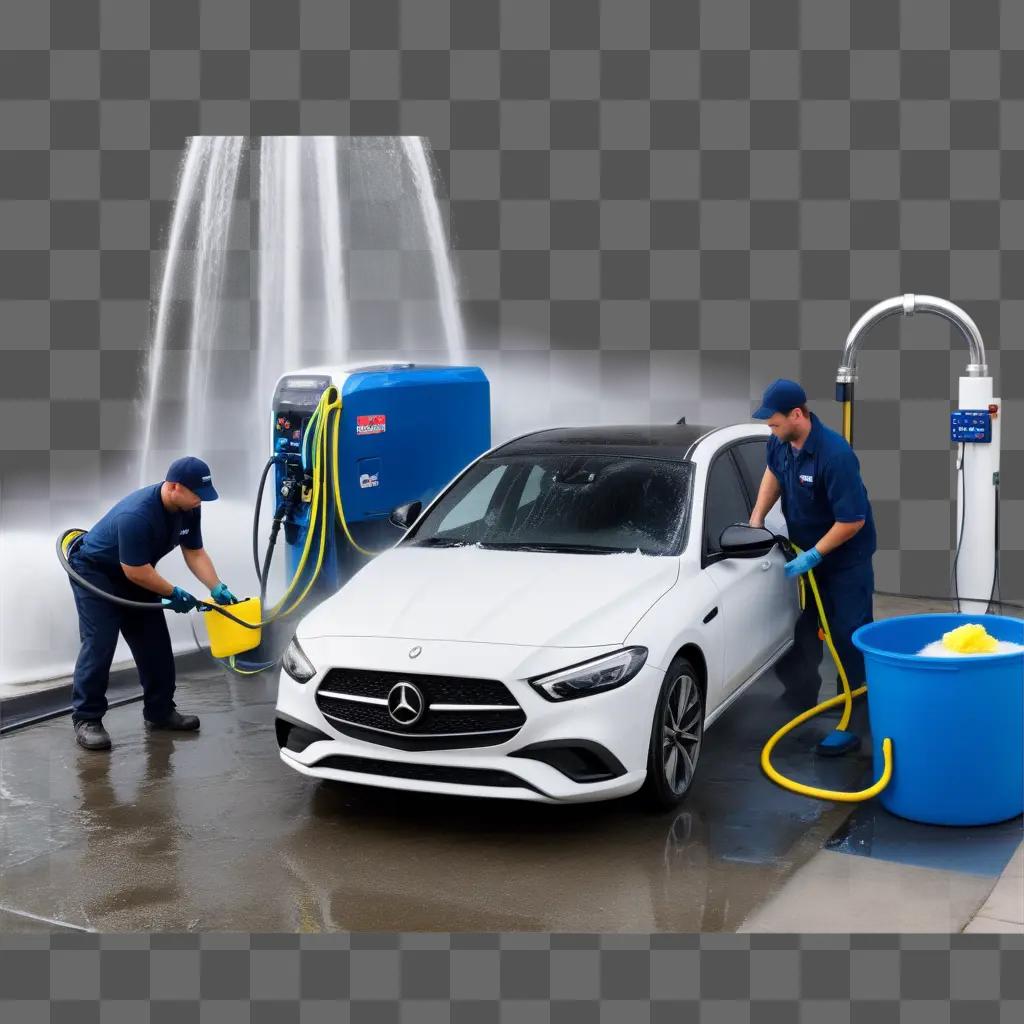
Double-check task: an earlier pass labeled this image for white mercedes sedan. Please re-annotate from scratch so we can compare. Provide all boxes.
[275,422,799,807]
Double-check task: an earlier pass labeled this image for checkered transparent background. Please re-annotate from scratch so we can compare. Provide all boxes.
[2,3,1022,1012]
[0,932,1021,1020]
[0,0,1021,597]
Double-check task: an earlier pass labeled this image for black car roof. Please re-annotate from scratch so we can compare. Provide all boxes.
[492,424,718,462]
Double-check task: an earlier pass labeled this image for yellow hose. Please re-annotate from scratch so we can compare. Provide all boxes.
[61,529,86,557]
[271,388,337,619]
[266,387,335,618]
[762,697,894,801]
[225,654,269,675]
[801,547,855,732]
[262,382,389,622]
[841,399,853,444]
[759,542,894,802]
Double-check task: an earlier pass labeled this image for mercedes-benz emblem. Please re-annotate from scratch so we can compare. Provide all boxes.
[387,682,425,726]
[408,645,422,659]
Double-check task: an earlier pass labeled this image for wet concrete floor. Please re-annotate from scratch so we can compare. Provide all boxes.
[0,657,875,932]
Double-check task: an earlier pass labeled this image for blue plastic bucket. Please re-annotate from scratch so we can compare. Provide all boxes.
[852,614,1024,825]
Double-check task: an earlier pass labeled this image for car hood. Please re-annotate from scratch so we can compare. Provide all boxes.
[295,545,680,648]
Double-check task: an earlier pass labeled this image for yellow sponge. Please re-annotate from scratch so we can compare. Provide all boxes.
[941,623,999,654]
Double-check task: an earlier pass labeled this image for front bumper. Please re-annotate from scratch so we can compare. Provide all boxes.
[274,636,661,803]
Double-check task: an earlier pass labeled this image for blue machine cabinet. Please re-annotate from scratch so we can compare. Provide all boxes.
[270,363,490,598]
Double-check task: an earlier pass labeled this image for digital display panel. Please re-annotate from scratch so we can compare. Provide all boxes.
[950,409,992,443]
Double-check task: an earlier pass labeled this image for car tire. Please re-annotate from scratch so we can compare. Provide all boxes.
[639,655,705,810]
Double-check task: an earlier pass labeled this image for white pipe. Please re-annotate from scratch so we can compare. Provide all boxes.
[837,293,987,382]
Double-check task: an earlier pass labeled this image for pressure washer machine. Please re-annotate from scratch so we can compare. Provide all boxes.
[267,361,490,602]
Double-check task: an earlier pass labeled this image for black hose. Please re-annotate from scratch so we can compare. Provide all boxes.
[56,529,263,628]
[251,454,280,582]
[989,481,1001,611]
[227,424,332,674]
[259,508,287,603]
[952,442,966,610]
[57,408,338,676]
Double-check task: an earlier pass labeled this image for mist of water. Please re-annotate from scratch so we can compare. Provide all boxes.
[402,136,465,362]
[138,138,206,479]
[184,137,246,455]
[2,136,468,688]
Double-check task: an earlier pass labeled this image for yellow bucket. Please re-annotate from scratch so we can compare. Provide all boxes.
[202,597,262,659]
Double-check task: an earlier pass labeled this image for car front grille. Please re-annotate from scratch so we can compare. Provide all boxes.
[315,668,526,751]
[323,668,519,705]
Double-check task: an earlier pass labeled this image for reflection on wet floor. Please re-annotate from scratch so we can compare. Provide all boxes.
[825,802,1022,877]
[1,662,875,932]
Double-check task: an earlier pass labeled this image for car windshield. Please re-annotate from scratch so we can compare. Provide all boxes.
[404,454,693,556]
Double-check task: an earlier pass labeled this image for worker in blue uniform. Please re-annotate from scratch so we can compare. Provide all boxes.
[748,380,877,710]
[66,457,238,751]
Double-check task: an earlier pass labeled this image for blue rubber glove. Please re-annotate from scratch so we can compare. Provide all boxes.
[211,582,238,605]
[162,586,198,613]
[784,547,823,578]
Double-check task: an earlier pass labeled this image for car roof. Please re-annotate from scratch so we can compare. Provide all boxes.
[492,424,718,462]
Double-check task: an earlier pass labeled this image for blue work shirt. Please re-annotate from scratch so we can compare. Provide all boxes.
[76,484,203,576]
[766,412,876,572]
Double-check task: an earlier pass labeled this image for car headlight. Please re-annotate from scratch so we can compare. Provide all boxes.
[529,647,648,702]
[282,635,316,683]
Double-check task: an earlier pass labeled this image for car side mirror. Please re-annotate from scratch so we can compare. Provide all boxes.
[719,524,776,558]
[389,500,422,530]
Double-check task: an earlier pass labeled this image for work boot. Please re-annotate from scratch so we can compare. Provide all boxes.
[145,709,200,732]
[74,719,111,751]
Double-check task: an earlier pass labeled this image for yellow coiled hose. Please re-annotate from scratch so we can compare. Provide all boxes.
[266,387,337,619]
[264,383,389,616]
[759,543,894,802]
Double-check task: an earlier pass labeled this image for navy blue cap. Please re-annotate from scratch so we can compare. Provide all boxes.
[165,456,218,501]
[752,379,807,419]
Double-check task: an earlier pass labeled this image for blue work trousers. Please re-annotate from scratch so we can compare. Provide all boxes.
[67,553,177,723]
[774,558,875,707]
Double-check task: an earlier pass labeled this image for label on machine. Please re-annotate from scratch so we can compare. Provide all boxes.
[358,457,381,490]
[950,409,992,443]
[356,414,387,436]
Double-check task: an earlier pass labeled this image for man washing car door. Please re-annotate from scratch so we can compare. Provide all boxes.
[748,379,878,710]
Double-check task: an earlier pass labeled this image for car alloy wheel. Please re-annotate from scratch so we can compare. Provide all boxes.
[641,654,705,810]
[662,671,703,795]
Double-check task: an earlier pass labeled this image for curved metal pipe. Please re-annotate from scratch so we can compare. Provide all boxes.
[836,294,988,382]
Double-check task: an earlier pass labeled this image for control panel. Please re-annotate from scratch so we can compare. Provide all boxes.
[274,412,309,456]
[950,408,992,443]
[272,375,331,459]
